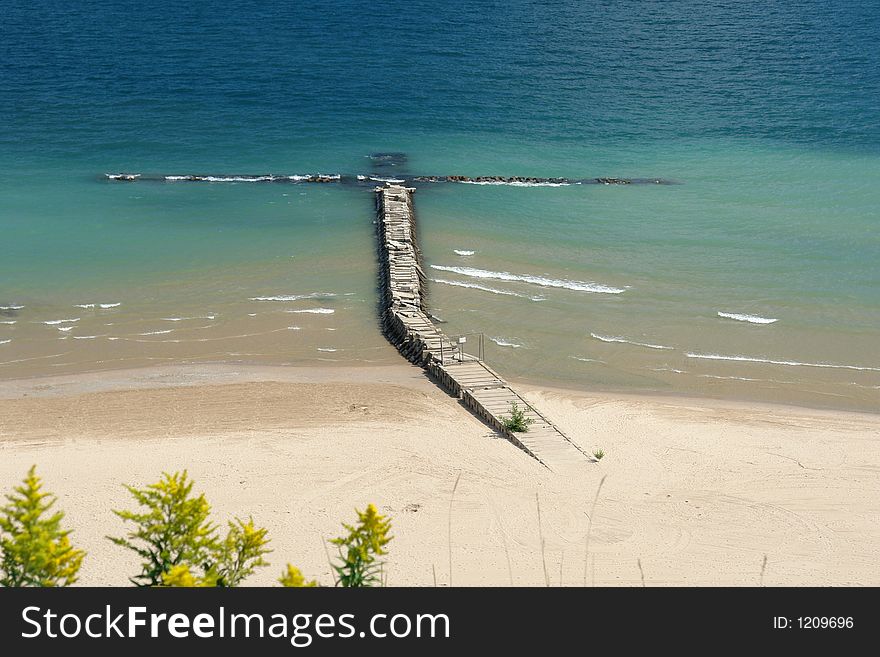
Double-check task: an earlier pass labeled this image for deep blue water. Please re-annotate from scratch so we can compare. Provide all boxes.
[3,0,879,168]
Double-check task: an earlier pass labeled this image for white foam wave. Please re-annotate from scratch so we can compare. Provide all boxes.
[699,374,768,383]
[139,329,174,336]
[43,318,80,325]
[0,339,10,345]
[651,366,686,374]
[590,333,673,350]
[287,308,335,314]
[73,335,100,340]
[317,347,337,352]
[357,175,405,183]
[57,326,74,332]
[0,321,16,325]
[717,312,778,325]
[431,265,624,294]
[106,173,140,180]
[161,315,215,322]
[250,293,336,302]
[490,338,523,348]
[166,175,291,182]
[458,180,570,187]
[75,302,122,309]
[0,305,24,310]
[287,326,302,330]
[572,356,603,363]
[685,352,880,372]
[454,250,475,256]
[430,278,544,301]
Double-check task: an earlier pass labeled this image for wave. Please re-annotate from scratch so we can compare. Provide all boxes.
[490,337,523,348]
[0,321,16,325]
[651,366,686,374]
[161,315,215,321]
[430,278,544,301]
[430,265,624,294]
[317,347,338,352]
[572,356,604,363]
[454,249,475,256]
[0,305,24,310]
[74,302,122,309]
[286,308,335,314]
[43,318,80,325]
[699,374,771,383]
[685,352,880,372]
[250,293,336,302]
[458,180,572,187]
[165,174,309,182]
[72,335,100,340]
[357,175,405,183]
[590,333,673,350]
[57,326,74,332]
[0,339,10,345]
[717,311,778,325]
[105,173,140,180]
[286,326,302,330]
[139,329,174,336]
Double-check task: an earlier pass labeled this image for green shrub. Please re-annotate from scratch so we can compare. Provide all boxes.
[501,402,534,433]
[279,564,318,587]
[109,471,269,587]
[331,504,392,587]
[593,448,605,461]
[0,466,84,587]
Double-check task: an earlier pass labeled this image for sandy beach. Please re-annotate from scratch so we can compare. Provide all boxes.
[0,362,878,586]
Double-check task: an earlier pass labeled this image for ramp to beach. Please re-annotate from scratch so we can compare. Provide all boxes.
[375,184,589,471]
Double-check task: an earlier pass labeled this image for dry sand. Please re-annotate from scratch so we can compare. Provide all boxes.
[0,363,878,586]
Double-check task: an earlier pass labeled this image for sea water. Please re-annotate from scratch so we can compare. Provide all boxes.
[1,1,878,410]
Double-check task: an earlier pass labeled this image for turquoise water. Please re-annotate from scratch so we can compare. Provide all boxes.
[1,1,878,409]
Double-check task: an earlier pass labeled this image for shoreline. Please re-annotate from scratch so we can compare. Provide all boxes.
[2,361,878,586]
[2,360,877,420]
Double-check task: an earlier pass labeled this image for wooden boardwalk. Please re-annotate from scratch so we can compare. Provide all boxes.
[375,184,589,471]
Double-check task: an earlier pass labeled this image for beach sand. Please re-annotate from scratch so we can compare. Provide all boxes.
[0,363,877,586]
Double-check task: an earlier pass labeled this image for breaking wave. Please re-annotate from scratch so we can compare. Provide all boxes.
[490,337,523,348]
[590,333,673,350]
[717,312,778,325]
[430,265,624,294]
[685,352,880,372]
[430,278,544,301]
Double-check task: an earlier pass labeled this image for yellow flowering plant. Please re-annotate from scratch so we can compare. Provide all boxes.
[109,471,270,587]
[278,564,318,587]
[330,504,392,587]
[0,466,85,587]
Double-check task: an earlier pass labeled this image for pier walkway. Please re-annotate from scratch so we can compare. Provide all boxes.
[375,184,589,471]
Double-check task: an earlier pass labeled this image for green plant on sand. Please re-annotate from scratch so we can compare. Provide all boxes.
[501,401,535,433]
[109,470,270,587]
[0,466,85,587]
[593,448,605,461]
[330,504,392,587]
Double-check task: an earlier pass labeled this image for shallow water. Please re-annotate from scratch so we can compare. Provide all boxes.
[1,1,878,410]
